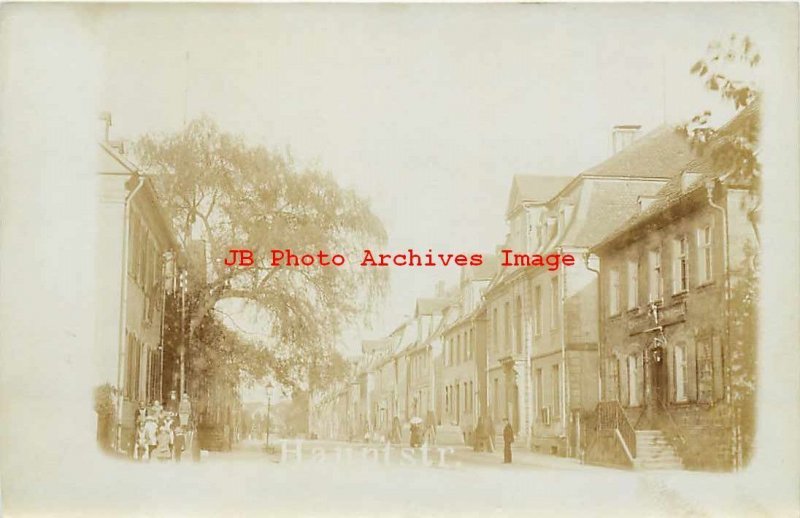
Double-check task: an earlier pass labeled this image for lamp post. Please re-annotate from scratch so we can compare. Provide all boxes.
[265,381,274,450]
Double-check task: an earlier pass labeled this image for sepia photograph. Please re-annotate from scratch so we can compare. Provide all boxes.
[0,2,798,516]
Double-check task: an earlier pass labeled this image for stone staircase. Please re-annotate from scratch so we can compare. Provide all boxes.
[633,430,683,470]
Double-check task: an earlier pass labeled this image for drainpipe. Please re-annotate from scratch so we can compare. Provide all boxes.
[705,179,735,467]
[558,246,569,456]
[116,173,145,452]
[583,253,602,401]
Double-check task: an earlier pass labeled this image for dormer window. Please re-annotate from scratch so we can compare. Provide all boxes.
[547,216,558,242]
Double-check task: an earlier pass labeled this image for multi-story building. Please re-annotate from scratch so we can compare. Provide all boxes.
[484,176,573,446]
[96,136,184,454]
[589,106,758,470]
[524,125,701,457]
[405,297,450,423]
[440,258,499,444]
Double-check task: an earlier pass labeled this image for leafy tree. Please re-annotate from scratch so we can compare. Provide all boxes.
[683,34,761,197]
[136,118,388,390]
[683,34,761,468]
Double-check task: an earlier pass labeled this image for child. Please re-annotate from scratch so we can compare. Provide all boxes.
[135,422,148,461]
[155,425,172,462]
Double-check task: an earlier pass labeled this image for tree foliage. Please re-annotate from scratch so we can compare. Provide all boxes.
[136,118,388,390]
[681,34,761,195]
[684,34,761,467]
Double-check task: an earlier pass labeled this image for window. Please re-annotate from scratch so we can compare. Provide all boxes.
[456,334,461,364]
[515,296,523,353]
[697,226,713,284]
[609,269,621,315]
[627,260,638,310]
[550,277,559,329]
[552,364,561,418]
[673,236,689,293]
[628,354,641,406]
[492,308,498,352]
[534,286,543,336]
[124,334,142,401]
[535,368,544,413]
[648,248,663,302]
[493,378,500,421]
[504,301,511,352]
[697,339,714,403]
[674,344,688,402]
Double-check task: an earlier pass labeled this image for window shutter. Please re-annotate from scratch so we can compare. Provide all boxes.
[620,357,630,406]
[666,342,674,402]
[687,341,698,402]
[712,335,724,400]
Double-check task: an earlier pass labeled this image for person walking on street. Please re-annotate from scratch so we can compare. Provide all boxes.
[502,418,514,464]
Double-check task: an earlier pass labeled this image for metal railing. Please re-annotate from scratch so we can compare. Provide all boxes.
[597,400,636,458]
[657,400,686,446]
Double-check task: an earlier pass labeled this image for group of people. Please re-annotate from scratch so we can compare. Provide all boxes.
[133,391,195,462]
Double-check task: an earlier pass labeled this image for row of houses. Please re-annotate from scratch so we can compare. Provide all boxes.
[310,106,759,471]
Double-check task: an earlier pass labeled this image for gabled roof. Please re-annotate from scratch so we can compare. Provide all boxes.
[461,255,500,283]
[592,103,759,253]
[506,174,573,217]
[414,298,451,317]
[537,125,703,250]
[361,338,393,354]
[581,124,695,179]
[560,178,666,249]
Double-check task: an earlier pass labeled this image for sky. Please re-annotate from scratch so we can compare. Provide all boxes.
[95,3,770,357]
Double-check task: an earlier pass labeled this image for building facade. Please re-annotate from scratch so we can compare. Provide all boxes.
[96,139,184,454]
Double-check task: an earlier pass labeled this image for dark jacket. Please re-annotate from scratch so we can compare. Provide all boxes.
[503,423,514,444]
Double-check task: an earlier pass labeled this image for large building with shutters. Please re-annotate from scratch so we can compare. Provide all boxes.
[590,106,759,470]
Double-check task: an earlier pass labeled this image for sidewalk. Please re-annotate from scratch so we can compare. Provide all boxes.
[428,444,611,471]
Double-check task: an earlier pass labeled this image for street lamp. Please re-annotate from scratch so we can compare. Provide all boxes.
[265,381,274,450]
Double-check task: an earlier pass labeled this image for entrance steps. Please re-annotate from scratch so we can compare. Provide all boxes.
[633,430,683,470]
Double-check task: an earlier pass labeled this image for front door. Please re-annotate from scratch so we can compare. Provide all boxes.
[646,344,668,408]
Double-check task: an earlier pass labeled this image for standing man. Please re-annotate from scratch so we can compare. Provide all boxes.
[502,418,514,464]
[178,392,192,429]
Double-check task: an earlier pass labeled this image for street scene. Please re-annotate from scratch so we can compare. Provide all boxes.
[90,6,762,479]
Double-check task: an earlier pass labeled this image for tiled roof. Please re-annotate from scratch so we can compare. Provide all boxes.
[561,179,666,248]
[414,297,451,316]
[361,338,393,354]
[506,174,573,216]
[581,124,696,179]
[591,103,759,253]
[462,254,501,282]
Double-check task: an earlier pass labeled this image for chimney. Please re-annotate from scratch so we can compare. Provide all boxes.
[612,125,641,154]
